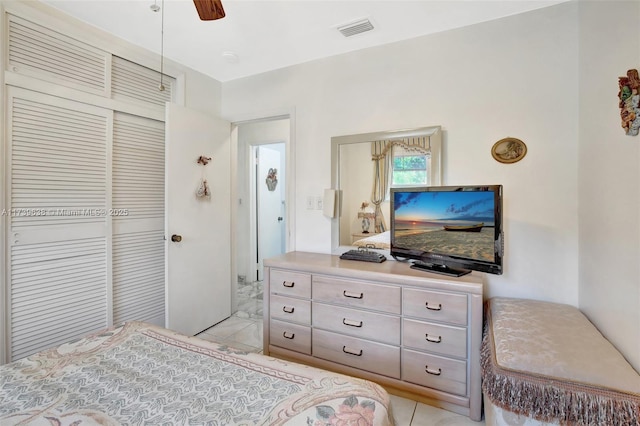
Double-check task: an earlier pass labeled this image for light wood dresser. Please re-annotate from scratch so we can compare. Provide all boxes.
[263,251,484,421]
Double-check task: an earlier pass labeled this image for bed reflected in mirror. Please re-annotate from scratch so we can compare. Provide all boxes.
[330,126,442,253]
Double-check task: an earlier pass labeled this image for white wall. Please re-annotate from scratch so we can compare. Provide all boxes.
[578,0,640,372]
[183,69,223,117]
[223,3,580,305]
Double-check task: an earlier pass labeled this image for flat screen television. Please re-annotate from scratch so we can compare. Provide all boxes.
[390,185,503,276]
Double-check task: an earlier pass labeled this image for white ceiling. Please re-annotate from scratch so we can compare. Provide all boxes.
[43,0,566,82]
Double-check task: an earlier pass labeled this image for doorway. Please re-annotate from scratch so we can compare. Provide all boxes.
[234,117,290,319]
[255,143,286,281]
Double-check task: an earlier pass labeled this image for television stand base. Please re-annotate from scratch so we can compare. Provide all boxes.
[410,261,472,277]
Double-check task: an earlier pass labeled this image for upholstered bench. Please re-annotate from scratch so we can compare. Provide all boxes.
[481,297,640,425]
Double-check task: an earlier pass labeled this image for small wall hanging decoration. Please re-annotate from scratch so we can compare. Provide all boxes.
[491,137,527,164]
[266,168,278,191]
[618,69,640,136]
[196,179,211,199]
[197,155,212,165]
[196,155,212,200]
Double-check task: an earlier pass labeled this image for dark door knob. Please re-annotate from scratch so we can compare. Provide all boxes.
[277,216,283,222]
[171,234,182,242]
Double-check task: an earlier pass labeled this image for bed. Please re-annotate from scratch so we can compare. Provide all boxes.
[0,321,394,425]
[352,231,390,250]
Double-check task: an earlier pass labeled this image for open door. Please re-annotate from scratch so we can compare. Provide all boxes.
[256,144,285,281]
[166,103,231,335]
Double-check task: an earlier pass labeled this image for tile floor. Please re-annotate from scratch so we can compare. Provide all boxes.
[197,313,485,426]
[197,314,264,353]
[235,278,263,320]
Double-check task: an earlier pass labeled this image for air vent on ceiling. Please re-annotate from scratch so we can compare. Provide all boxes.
[337,18,374,38]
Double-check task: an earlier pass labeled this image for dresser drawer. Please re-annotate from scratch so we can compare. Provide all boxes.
[403,288,468,325]
[270,294,311,325]
[313,329,400,379]
[403,318,467,358]
[402,349,467,396]
[270,319,311,355]
[270,269,311,298]
[312,302,400,345]
[312,275,401,314]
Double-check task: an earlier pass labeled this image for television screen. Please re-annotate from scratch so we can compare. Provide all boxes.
[390,185,503,276]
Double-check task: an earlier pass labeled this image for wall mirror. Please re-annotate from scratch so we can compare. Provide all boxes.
[331,126,442,252]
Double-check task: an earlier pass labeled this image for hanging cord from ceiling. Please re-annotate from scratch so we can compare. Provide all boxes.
[159,0,165,91]
[150,0,165,92]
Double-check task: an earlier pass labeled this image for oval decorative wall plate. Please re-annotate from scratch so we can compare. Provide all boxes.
[491,137,527,164]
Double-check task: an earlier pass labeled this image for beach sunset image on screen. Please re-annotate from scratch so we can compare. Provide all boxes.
[393,190,496,262]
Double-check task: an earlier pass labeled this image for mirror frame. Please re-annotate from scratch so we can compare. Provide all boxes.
[330,126,442,253]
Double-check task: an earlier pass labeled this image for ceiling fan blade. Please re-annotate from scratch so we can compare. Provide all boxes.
[193,0,226,21]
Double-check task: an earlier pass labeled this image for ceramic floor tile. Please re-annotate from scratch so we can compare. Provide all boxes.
[226,321,263,348]
[218,340,261,353]
[202,280,263,349]
[236,280,264,319]
[199,316,254,339]
[237,287,260,298]
[195,333,224,344]
[234,310,252,319]
[388,394,416,426]
[410,403,484,426]
[236,300,263,319]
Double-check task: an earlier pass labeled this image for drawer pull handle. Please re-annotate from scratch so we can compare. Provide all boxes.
[425,334,442,343]
[282,281,295,288]
[283,332,295,339]
[425,302,442,311]
[342,346,363,356]
[425,366,442,376]
[342,318,363,328]
[343,290,364,299]
[282,306,295,314]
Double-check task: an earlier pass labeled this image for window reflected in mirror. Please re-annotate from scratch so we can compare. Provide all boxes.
[392,147,429,187]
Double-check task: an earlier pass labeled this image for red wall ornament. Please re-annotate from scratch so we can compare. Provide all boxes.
[618,69,640,136]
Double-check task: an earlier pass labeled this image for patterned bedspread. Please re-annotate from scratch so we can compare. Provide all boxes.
[0,321,393,425]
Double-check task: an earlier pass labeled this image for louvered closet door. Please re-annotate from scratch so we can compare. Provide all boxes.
[7,87,110,361]
[112,56,175,107]
[112,113,165,326]
[7,14,108,96]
